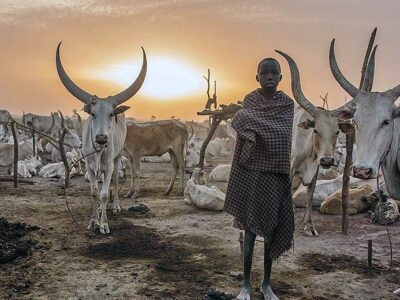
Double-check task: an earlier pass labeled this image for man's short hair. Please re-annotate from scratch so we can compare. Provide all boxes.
[257,58,281,73]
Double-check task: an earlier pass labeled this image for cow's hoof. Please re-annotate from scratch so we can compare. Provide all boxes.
[176,191,184,197]
[124,191,134,198]
[99,222,110,234]
[132,192,141,199]
[304,224,319,237]
[87,218,99,232]
[164,191,171,196]
[112,207,121,215]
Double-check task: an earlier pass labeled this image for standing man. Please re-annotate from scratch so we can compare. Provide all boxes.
[224,58,294,300]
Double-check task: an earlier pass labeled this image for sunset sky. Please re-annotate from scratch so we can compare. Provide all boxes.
[0,0,399,121]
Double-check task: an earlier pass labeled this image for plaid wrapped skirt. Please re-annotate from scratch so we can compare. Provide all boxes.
[224,163,294,260]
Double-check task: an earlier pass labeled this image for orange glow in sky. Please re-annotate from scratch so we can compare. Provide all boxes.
[0,1,399,122]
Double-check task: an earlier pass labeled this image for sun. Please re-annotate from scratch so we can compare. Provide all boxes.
[95,55,204,99]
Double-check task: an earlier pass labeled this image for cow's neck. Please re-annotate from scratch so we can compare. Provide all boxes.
[381,118,400,199]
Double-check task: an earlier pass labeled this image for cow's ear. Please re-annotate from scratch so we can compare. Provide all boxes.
[331,105,355,120]
[83,105,91,114]
[392,106,400,119]
[114,105,130,115]
[297,119,315,129]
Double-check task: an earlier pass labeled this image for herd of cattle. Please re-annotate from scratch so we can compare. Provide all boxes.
[0,31,399,235]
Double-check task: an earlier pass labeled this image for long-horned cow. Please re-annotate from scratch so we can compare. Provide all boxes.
[276,51,342,236]
[276,46,375,236]
[330,35,400,200]
[56,42,147,234]
[123,119,187,199]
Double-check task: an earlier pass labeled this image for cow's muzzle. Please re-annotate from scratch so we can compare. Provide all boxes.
[353,167,372,179]
[95,134,108,147]
[320,157,335,169]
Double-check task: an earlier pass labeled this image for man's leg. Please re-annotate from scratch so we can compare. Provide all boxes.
[237,230,256,300]
[260,237,279,300]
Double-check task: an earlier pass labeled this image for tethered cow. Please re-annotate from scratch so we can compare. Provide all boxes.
[276,47,375,236]
[330,35,400,200]
[123,119,187,199]
[277,51,342,236]
[56,42,147,234]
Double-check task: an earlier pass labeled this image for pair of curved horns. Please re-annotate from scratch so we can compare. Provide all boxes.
[56,42,147,106]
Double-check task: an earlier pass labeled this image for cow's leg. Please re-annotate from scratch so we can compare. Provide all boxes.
[124,152,139,198]
[165,150,179,196]
[87,168,100,232]
[127,152,141,199]
[99,168,113,234]
[112,155,121,215]
[304,172,318,237]
[172,146,185,196]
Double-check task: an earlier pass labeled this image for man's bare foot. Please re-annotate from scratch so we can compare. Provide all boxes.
[260,284,279,300]
[236,283,252,300]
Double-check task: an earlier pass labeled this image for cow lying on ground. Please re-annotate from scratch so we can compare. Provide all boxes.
[39,151,80,178]
[0,139,38,168]
[11,156,42,178]
[209,164,231,182]
[205,137,234,157]
[293,175,379,208]
[184,168,225,211]
[319,184,374,215]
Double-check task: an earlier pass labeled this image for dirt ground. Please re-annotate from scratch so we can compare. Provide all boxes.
[0,156,399,300]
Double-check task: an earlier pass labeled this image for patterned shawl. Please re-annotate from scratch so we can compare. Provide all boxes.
[231,89,294,174]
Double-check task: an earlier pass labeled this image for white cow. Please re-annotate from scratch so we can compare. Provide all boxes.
[39,152,80,178]
[184,168,226,211]
[330,35,400,201]
[209,164,231,182]
[0,139,36,167]
[56,42,147,234]
[206,137,235,157]
[11,156,42,178]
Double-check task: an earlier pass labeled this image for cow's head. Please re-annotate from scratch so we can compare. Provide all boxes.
[276,50,341,169]
[329,38,400,179]
[191,167,206,185]
[56,42,146,148]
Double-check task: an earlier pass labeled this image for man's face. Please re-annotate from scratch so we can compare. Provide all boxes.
[256,60,282,89]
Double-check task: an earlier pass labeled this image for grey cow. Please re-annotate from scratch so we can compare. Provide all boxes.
[330,36,400,200]
[56,42,147,234]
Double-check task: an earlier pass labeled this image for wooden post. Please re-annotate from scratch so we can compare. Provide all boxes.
[11,121,19,188]
[32,118,36,157]
[341,128,354,235]
[368,240,373,269]
[58,111,70,188]
[198,115,222,169]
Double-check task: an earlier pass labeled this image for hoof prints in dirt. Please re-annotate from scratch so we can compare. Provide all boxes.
[83,221,230,300]
[0,218,39,264]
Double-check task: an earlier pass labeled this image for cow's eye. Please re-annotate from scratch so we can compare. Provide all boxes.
[336,130,340,135]
[382,120,390,126]
[91,113,96,119]
[313,129,318,134]
[110,113,113,118]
